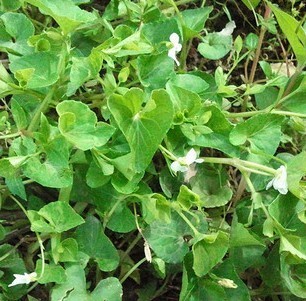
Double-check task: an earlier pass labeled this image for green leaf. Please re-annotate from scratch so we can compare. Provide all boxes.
[181,7,212,39]
[177,185,201,210]
[167,74,209,96]
[28,201,85,233]
[280,253,306,298]
[0,12,34,55]
[255,86,278,109]
[91,277,123,301]
[0,159,27,199]
[198,33,233,60]
[5,175,27,200]
[57,100,115,151]
[137,52,175,90]
[268,194,306,235]
[180,277,227,301]
[230,215,265,248]
[166,83,202,122]
[22,137,73,188]
[10,52,60,88]
[280,235,306,261]
[0,0,22,11]
[141,18,179,45]
[11,99,28,129]
[192,231,229,277]
[51,264,88,301]
[144,211,191,263]
[108,88,173,172]
[193,105,240,157]
[36,259,66,284]
[76,216,119,271]
[229,114,284,155]
[231,244,266,274]
[25,0,97,34]
[268,2,306,66]
[190,165,233,208]
[287,151,306,199]
[213,259,251,301]
[241,0,261,9]
[141,193,171,224]
[95,184,136,233]
[57,238,79,262]
[86,158,112,188]
[67,49,103,96]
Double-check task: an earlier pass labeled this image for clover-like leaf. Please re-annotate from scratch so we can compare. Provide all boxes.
[22,137,73,188]
[144,211,191,263]
[57,100,115,151]
[0,12,34,56]
[25,0,97,34]
[198,33,233,60]
[10,52,60,88]
[229,114,284,155]
[28,201,85,233]
[108,88,173,172]
[192,231,229,277]
[76,216,119,271]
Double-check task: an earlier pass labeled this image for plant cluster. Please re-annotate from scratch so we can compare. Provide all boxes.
[0,0,305,300]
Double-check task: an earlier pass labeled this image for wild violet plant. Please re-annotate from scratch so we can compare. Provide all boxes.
[0,0,306,300]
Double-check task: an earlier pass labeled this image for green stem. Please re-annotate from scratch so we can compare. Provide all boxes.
[202,157,276,175]
[10,195,45,279]
[176,210,201,237]
[225,109,306,119]
[120,257,147,284]
[102,197,123,229]
[27,85,56,133]
[121,233,142,263]
[27,42,68,133]
[58,185,72,203]
[0,132,21,140]
[159,144,178,161]
[279,66,304,99]
[0,238,25,261]
[179,37,191,72]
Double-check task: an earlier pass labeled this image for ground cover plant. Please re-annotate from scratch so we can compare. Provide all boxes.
[0,0,306,300]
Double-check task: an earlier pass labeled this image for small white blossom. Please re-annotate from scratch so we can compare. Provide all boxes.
[170,148,204,174]
[218,21,236,36]
[218,278,238,289]
[266,165,288,195]
[144,241,152,263]
[168,33,182,66]
[8,272,37,287]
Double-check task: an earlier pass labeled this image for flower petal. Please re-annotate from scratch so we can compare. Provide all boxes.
[266,179,274,190]
[185,148,197,165]
[218,21,236,36]
[170,161,182,173]
[8,272,37,287]
[266,165,288,194]
[144,241,152,263]
[169,33,180,45]
[168,48,180,66]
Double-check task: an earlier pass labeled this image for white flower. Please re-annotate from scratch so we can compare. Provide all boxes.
[218,21,236,36]
[170,148,204,174]
[218,278,238,289]
[168,33,182,66]
[144,241,152,263]
[266,165,288,195]
[8,272,37,287]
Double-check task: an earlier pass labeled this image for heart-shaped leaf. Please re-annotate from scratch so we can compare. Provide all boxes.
[108,88,173,172]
